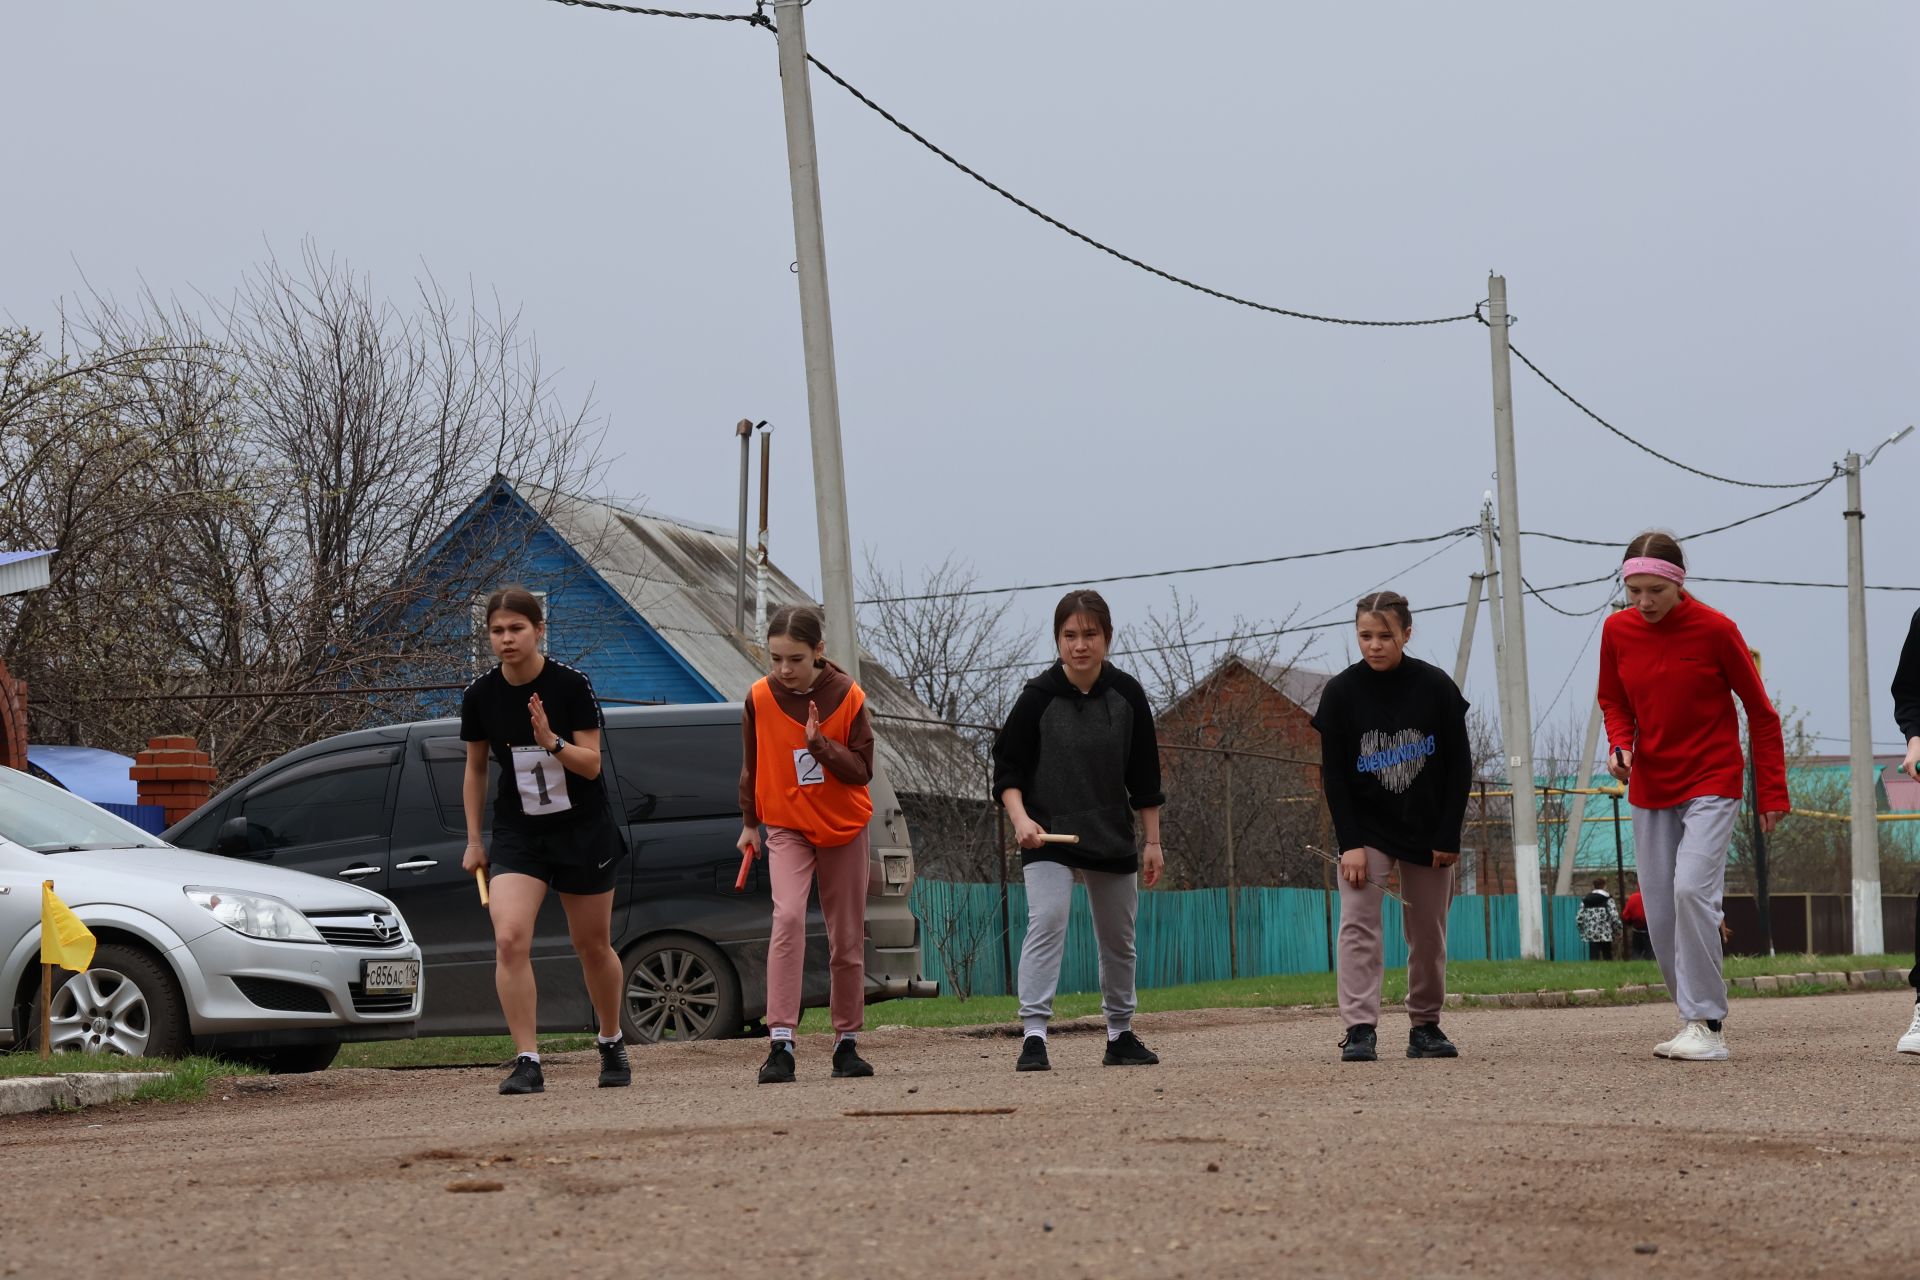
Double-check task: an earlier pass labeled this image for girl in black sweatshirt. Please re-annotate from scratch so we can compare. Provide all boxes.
[1886,608,1920,1054]
[1311,591,1472,1063]
[992,590,1165,1074]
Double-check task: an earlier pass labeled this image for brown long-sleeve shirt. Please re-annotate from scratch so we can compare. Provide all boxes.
[739,661,875,826]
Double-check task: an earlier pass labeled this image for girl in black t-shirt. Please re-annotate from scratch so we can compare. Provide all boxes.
[1310,591,1471,1064]
[460,586,630,1096]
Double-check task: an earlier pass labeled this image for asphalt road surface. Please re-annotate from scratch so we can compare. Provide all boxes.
[4,993,1918,1279]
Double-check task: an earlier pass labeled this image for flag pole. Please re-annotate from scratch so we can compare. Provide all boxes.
[40,879,53,1060]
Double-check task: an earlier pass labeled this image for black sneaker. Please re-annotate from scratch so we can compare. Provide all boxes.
[1102,1030,1160,1067]
[596,1037,632,1087]
[1339,1025,1377,1062]
[1015,1034,1051,1073]
[499,1055,544,1095]
[831,1039,874,1079]
[1407,1022,1459,1059]
[757,1042,795,1085]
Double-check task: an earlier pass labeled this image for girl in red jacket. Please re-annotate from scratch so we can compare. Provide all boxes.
[1598,533,1789,1061]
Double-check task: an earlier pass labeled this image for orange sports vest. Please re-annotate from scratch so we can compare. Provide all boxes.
[750,677,874,847]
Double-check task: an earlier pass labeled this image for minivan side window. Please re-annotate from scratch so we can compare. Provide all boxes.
[421,736,499,834]
[238,748,396,849]
[606,724,739,823]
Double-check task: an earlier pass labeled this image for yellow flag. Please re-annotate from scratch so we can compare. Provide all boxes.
[40,881,95,974]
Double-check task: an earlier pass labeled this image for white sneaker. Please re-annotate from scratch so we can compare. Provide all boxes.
[1663,1020,1730,1062]
[1652,1023,1690,1058]
[1898,1004,1920,1056]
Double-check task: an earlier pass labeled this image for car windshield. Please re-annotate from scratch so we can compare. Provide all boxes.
[0,766,171,853]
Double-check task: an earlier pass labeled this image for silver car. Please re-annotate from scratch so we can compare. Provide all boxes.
[0,766,420,1071]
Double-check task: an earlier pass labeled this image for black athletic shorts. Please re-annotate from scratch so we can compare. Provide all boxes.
[487,808,627,896]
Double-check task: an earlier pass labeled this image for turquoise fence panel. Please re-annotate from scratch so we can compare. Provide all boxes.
[914,882,1612,999]
[1236,887,1333,976]
[1447,894,1490,962]
[1139,887,1231,988]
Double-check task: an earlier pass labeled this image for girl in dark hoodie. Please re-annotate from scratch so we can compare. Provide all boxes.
[992,590,1165,1073]
[738,605,877,1085]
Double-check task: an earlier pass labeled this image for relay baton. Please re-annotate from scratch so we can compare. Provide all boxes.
[735,845,756,891]
[474,867,490,906]
[1034,833,1081,845]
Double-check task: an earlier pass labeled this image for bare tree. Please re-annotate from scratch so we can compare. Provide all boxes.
[1,247,612,778]
[1130,590,1327,890]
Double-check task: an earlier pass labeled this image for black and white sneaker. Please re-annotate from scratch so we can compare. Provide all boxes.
[831,1039,874,1079]
[1102,1030,1160,1067]
[758,1042,796,1085]
[499,1055,545,1095]
[596,1037,632,1087]
[1015,1035,1051,1073]
[1407,1022,1459,1059]
[1339,1025,1377,1062]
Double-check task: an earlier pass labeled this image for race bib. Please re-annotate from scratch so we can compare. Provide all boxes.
[792,747,825,787]
[512,745,572,815]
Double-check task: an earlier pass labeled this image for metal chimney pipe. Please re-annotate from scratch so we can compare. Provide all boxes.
[755,425,773,634]
[734,418,753,633]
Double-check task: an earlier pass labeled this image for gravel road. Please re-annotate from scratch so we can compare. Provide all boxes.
[4,992,1917,1279]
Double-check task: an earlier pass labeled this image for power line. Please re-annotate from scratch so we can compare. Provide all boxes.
[542,0,764,21]
[799,52,1481,329]
[1480,313,1836,491]
[1691,577,1920,592]
[857,528,1476,606]
[1522,473,1842,548]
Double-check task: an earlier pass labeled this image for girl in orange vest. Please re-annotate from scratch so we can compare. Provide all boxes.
[737,604,876,1084]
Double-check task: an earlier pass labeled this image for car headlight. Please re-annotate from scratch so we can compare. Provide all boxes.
[185,888,324,943]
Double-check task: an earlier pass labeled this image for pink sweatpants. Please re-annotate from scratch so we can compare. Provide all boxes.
[765,827,869,1035]
[1337,847,1453,1027]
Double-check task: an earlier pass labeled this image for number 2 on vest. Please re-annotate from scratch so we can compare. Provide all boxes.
[793,747,825,786]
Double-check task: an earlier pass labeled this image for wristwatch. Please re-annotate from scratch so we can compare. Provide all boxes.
[547,735,565,756]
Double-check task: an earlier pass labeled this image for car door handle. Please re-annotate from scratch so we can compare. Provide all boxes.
[393,860,437,871]
[337,865,382,880]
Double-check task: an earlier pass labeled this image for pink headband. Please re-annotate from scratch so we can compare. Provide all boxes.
[1621,556,1685,586]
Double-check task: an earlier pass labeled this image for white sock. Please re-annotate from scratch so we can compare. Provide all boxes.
[517,1052,541,1064]
[1107,1025,1130,1042]
[771,1027,795,1047]
[1022,1018,1048,1041]
[596,1032,622,1046]
[835,1033,857,1047]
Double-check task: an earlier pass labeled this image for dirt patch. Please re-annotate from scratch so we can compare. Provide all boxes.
[3,993,1918,1278]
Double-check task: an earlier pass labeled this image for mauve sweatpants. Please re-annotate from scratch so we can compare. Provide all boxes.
[765,827,868,1035]
[1337,847,1453,1028]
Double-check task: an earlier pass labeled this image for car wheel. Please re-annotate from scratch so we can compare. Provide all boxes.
[230,1042,341,1074]
[38,943,190,1059]
[619,935,740,1044]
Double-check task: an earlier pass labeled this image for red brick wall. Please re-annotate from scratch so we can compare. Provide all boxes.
[0,661,24,773]
[132,736,215,827]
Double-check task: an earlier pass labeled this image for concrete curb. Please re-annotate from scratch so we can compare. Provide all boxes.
[1442,971,1911,1010]
[0,1072,168,1116]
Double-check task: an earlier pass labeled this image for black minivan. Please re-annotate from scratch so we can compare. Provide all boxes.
[165,703,936,1041]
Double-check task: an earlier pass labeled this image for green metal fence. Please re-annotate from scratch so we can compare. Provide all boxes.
[911,880,1590,997]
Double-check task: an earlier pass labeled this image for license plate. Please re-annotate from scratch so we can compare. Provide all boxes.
[361,959,419,994]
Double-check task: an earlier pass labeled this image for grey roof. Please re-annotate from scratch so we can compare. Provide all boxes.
[0,549,53,597]
[1254,661,1334,715]
[519,483,980,799]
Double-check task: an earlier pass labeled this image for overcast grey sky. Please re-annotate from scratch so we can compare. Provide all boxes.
[8,1,1916,751]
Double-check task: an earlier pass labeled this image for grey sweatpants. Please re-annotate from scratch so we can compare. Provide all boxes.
[1017,861,1137,1034]
[1633,795,1739,1022]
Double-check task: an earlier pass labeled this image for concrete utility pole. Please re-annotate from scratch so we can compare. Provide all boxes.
[1451,564,1484,690]
[1485,275,1546,958]
[774,0,859,677]
[735,418,753,634]
[1478,497,1507,700]
[1556,690,1608,898]
[1844,425,1912,953]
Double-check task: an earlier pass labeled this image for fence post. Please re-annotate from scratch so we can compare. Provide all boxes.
[1226,753,1238,979]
